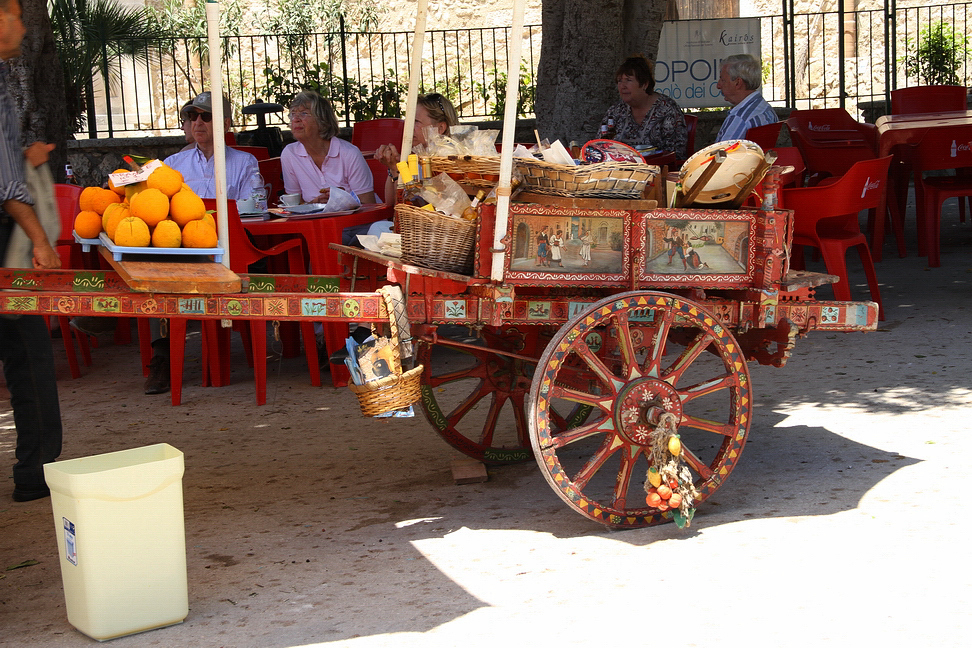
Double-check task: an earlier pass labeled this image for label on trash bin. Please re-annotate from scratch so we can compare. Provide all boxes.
[63,517,77,566]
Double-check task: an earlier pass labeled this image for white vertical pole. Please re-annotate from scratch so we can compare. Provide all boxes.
[400,0,429,157]
[491,0,525,282]
[206,1,230,269]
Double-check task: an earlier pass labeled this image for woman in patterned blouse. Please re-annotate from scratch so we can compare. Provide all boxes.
[601,55,688,160]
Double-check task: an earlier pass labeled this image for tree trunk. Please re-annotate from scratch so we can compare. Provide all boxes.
[535,0,668,144]
[8,0,69,181]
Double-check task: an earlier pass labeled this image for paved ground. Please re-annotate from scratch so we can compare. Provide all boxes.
[2,200,971,647]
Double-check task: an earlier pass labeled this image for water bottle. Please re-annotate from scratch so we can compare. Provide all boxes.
[249,172,269,211]
[65,164,78,185]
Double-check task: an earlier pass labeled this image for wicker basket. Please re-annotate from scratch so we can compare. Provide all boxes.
[428,155,501,188]
[397,203,477,274]
[347,288,423,417]
[348,364,424,417]
[515,158,656,198]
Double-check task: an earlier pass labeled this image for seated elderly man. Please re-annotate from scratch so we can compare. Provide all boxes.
[714,53,778,143]
[138,92,259,395]
[164,91,257,199]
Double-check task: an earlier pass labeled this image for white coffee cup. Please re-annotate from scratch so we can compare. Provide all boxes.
[280,193,301,206]
[236,196,256,213]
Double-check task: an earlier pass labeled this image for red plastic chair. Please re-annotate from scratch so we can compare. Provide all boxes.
[890,85,967,114]
[745,122,783,150]
[786,109,878,184]
[891,85,970,225]
[50,184,93,378]
[912,128,972,267]
[258,157,284,202]
[782,156,892,319]
[351,118,405,152]
[676,114,698,166]
[164,200,315,405]
[229,145,270,161]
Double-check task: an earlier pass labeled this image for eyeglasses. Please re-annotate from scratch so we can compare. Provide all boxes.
[186,111,212,123]
[289,110,312,122]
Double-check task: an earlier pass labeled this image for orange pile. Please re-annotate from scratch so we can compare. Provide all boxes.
[73,161,218,250]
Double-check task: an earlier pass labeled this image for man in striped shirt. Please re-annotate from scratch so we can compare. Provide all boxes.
[715,54,778,143]
[1,0,62,502]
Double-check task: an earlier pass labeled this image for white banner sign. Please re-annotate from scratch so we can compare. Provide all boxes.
[655,18,762,109]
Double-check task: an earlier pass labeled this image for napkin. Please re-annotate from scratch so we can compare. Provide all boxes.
[323,187,361,213]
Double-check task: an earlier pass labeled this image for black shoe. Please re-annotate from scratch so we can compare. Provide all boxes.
[70,316,117,338]
[144,355,170,394]
[13,485,50,502]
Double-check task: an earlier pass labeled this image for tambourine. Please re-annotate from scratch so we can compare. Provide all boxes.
[580,139,645,164]
[678,140,765,204]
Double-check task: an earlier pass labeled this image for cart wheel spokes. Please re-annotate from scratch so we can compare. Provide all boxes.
[418,335,532,464]
[529,291,752,528]
[418,328,588,465]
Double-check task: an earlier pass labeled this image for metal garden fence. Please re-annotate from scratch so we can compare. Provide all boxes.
[80,1,970,138]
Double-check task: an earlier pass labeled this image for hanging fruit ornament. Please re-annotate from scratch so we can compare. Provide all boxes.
[647,467,662,488]
[668,434,681,456]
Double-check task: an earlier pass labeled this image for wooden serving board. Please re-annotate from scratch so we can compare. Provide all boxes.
[100,247,242,294]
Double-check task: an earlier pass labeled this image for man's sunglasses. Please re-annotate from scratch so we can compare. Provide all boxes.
[186,111,213,123]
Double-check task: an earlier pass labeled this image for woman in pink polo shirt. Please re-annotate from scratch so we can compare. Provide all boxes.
[281,90,376,204]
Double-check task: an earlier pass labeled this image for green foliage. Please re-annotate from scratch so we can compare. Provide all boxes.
[490,62,536,119]
[49,0,169,132]
[261,0,381,34]
[263,64,405,122]
[145,0,245,58]
[905,20,970,86]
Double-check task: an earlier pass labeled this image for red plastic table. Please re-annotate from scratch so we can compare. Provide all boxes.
[243,203,391,386]
[874,110,972,260]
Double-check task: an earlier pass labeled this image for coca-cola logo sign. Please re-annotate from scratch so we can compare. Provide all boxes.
[861,177,881,198]
[808,121,831,131]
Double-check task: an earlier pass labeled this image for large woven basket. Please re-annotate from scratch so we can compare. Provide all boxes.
[428,155,501,188]
[397,203,477,274]
[348,365,424,417]
[515,158,656,198]
[347,288,423,417]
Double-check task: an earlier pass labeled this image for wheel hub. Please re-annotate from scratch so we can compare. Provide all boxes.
[615,378,682,445]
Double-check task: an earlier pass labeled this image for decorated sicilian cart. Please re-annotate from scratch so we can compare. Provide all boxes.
[332,139,879,530]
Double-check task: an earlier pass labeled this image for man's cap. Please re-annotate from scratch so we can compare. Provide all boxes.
[180,92,232,120]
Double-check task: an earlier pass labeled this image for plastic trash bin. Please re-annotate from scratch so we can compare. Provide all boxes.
[44,443,188,641]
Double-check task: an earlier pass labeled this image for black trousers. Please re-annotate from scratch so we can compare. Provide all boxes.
[0,314,62,488]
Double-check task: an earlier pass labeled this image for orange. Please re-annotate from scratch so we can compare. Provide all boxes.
[169,188,205,226]
[101,202,124,230]
[645,491,662,508]
[107,168,129,196]
[73,210,102,239]
[151,219,182,248]
[201,212,216,232]
[129,187,169,227]
[113,216,150,247]
[79,186,121,215]
[104,204,130,240]
[182,219,218,248]
[668,493,682,509]
[146,164,184,197]
[656,484,672,500]
[124,180,148,202]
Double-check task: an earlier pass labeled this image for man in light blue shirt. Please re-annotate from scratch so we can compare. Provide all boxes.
[715,54,778,143]
[164,91,257,200]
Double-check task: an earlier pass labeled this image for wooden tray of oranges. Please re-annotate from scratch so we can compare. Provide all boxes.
[73,161,225,263]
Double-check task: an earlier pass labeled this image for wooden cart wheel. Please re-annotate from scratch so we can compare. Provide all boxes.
[417,327,592,465]
[528,291,752,528]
